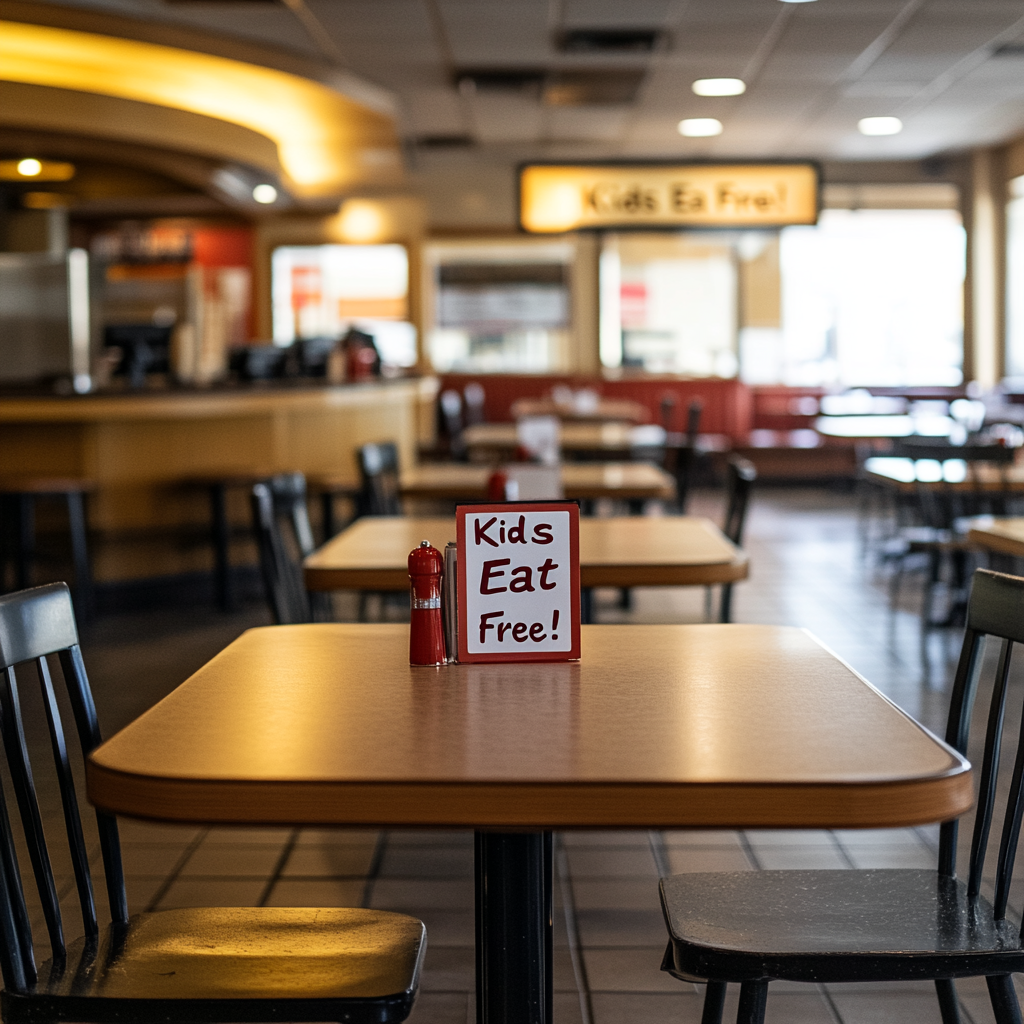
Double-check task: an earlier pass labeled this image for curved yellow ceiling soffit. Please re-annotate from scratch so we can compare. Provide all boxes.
[0,20,402,196]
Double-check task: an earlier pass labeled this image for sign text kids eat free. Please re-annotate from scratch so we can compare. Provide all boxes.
[456,503,580,663]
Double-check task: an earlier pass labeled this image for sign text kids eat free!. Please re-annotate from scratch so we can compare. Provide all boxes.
[456,503,581,663]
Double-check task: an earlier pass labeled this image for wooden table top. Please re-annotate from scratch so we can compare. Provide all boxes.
[967,517,1024,557]
[864,456,1024,492]
[86,624,970,831]
[304,516,749,591]
[400,462,675,502]
[462,422,667,453]
[510,398,647,423]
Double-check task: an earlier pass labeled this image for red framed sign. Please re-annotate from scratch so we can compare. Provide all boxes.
[456,502,581,664]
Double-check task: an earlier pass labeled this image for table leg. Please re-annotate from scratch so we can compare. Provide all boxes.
[475,831,553,1024]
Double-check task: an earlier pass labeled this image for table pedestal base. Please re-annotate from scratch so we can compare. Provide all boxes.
[475,831,553,1024]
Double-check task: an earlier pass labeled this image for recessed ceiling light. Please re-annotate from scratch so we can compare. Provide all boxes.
[692,78,745,97]
[678,118,723,137]
[252,183,278,204]
[858,116,903,136]
[778,0,818,4]
[17,158,42,176]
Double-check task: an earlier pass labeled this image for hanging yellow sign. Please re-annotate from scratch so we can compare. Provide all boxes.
[519,163,819,232]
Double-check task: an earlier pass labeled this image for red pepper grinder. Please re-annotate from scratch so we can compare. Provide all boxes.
[409,540,446,666]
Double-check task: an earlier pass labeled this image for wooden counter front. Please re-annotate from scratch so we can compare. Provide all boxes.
[0,379,437,584]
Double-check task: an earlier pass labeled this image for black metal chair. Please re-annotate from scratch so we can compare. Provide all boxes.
[0,582,426,1024]
[251,474,323,625]
[463,382,486,427]
[0,478,93,620]
[717,455,756,623]
[661,566,1024,1024]
[438,390,466,460]
[358,442,403,517]
[883,443,1018,627]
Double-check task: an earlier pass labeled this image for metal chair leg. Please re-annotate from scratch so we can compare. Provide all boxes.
[65,491,93,621]
[209,483,233,612]
[987,975,1023,1024]
[736,980,768,1024]
[581,588,593,624]
[719,583,733,623]
[321,492,335,543]
[701,981,727,1024]
[935,978,962,1024]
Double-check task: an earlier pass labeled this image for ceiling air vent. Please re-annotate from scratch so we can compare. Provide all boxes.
[543,70,645,106]
[455,69,545,96]
[412,134,476,150]
[992,43,1024,57]
[556,28,663,53]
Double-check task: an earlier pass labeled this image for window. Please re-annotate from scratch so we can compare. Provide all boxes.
[1006,176,1024,378]
[426,241,572,373]
[762,208,965,387]
[599,232,738,376]
[271,244,416,365]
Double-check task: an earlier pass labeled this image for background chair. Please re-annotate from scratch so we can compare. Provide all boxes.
[251,473,324,625]
[438,390,466,460]
[358,442,403,517]
[715,455,756,623]
[463,382,486,426]
[661,566,1024,1024]
[0,582,425,1024]
[0,478,93,620]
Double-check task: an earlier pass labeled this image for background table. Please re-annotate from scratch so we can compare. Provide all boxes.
[462,422,667,458]
[88,624,970,1024]
[510,397,646,423]
[400,462,675,502]
[864,456,1024,492]
[304,515,748,592]
[967,517,1024,557]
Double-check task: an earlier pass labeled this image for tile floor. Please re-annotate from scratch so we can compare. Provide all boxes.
[14,487,1024,1023]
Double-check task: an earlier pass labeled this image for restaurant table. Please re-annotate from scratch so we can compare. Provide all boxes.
[303,515,749,592]
[462,421,667,457]
[815,415,954,439]
[87,623,971,1024]
[509,397,646,423]
[863,456,1024,492]
[399,461,675,502]
[967,517,1024,558]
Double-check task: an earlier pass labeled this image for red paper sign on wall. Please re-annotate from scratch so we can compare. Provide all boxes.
[456,502,580,664]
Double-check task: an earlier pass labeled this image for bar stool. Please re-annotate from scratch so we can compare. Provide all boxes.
[0,476,94,618]
[183,471,276,611]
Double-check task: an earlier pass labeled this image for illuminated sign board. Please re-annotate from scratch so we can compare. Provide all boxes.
[519,162,819,232]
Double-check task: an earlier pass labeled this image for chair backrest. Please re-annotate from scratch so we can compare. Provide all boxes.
[439,391,466,459]
[685,398,703,444]
[722,455,756,546]
[940,568,1024,919]
[659,394,677,432]
[463,382,486,426]
[266,472,316,558]
[358,442,402,516]
[251,481,312,625]
[0,583,127,994]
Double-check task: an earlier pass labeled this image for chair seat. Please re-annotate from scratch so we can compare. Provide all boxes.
[4,907,425,1024]
[660,870,1023,985]
[0,477,95,495]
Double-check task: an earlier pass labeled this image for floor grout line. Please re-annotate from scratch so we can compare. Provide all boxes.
[256,828,299,907]
[555,835,594,1024]
[142,829,208,912]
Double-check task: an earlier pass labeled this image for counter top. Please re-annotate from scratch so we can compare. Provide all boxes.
[0,378,434,422]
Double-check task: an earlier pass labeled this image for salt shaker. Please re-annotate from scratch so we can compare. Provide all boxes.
[408,540,446,666]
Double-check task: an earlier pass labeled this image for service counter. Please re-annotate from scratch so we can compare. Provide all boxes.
[0,378,438,586]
